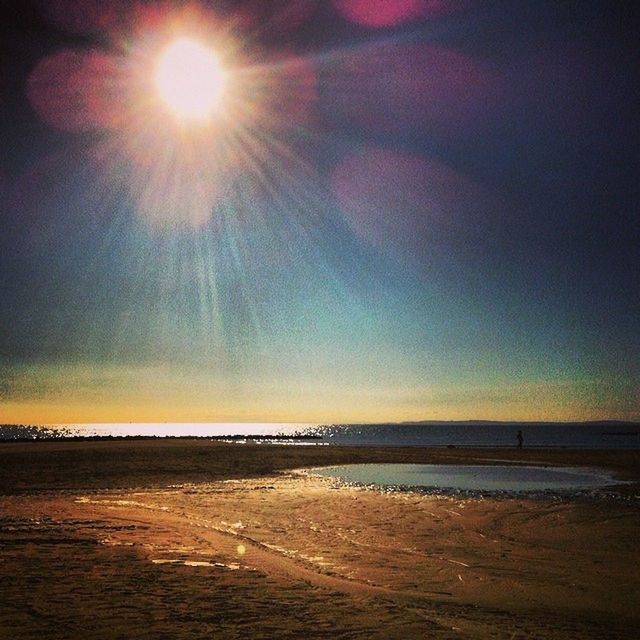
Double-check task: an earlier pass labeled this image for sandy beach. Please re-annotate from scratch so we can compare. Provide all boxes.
[1,440,639,639]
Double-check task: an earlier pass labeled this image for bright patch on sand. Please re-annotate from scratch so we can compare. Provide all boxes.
[151,558,241,570]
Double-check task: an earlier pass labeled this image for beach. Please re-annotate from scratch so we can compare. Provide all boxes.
[1,440,639,639]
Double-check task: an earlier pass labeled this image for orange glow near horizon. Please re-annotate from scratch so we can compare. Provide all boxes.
[2,363,637,426]
[2,399,634,426]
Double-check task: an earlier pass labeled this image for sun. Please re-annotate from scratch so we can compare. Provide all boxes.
[155,37,225,121]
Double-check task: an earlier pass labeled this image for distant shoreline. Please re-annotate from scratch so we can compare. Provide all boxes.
[2,421,639,448]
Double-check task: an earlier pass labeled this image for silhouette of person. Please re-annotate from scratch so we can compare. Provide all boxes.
[517,430,523,449]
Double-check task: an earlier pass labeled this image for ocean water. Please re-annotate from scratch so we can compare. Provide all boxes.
[1,421,639,448]
[312,463,624,492]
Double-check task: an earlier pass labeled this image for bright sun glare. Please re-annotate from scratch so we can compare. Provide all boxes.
[155,37,224,121]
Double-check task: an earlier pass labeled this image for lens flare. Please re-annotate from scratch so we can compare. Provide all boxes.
[331,147,503,263]
[155,38,224,121]
[333,0,465,28]
[322,42,497,139]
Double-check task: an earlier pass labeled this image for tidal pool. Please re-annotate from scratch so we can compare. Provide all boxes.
[311,463,622,492]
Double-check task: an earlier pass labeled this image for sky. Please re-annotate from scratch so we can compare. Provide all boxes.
[1,0,639,424]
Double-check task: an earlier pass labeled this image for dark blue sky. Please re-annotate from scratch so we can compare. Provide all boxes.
[1,1,638,423]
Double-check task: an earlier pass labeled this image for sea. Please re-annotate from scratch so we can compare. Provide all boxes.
[1,421,639,449]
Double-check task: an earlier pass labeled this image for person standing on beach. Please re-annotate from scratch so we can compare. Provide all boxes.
[517,430,523,449]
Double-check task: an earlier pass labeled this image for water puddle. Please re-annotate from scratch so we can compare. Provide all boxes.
[311,463,623,492]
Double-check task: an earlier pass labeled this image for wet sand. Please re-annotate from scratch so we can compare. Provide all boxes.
[1,440,639,639]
